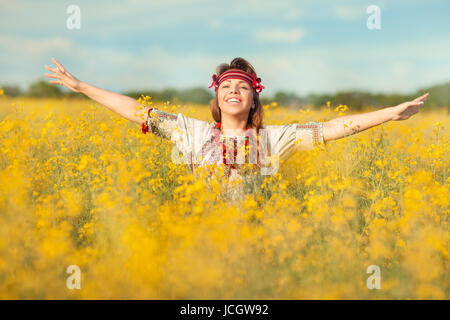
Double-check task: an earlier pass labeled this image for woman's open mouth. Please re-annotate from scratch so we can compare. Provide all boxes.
[226,98,242,105]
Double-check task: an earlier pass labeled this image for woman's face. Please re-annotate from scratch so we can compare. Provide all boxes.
[217,78,254,116]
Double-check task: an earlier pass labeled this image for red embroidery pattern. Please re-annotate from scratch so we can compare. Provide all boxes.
[186,123,265,180]
[156,112,177,119]
[198,127,222,165]
[142,111,262,178]
[142,108,177,134]
[296,123,319,144]
[200,122,254,178]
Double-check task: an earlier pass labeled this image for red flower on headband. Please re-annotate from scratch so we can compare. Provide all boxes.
[251,73,265,94]
[208,74,219,90]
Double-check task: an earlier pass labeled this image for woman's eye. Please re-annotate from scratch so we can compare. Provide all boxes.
[223,85,248,89]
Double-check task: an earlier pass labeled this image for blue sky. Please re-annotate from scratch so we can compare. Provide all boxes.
[1,0,449,96]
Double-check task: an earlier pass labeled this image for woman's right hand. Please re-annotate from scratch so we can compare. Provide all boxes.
[45,58,81,93]
[390,93,429,121]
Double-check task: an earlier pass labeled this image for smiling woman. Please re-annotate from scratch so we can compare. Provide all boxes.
[139,58,326,188]
[44,56,429,199]
[209,58,265,137]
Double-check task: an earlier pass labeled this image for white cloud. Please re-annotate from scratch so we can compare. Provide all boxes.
[248,40,450,95]
[2,34,450,97]
[0,33,227,92]
[281,8,304,21]
[334,5,365,21]
[208,20,223,30]
[0,35,72,55]
[393,62,410,78]
[85,40,449,95]
[255,27,305,44]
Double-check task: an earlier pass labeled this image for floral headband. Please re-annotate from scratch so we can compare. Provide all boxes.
[208,69,265,94]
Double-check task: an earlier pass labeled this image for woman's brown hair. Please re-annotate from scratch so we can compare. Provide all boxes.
[210,57,264,133]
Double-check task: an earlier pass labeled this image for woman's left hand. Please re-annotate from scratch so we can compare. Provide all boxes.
[390,93,429,121]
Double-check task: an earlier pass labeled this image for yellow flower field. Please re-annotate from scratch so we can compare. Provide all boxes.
[0,96,448,299]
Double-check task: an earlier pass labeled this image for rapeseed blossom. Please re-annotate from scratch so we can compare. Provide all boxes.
[0,97,447,299]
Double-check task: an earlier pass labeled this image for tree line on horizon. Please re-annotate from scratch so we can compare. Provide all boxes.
[1,79,449,111]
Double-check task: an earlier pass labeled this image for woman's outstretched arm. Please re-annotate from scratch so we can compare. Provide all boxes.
[45,58,147,125]
[322,93,429,142]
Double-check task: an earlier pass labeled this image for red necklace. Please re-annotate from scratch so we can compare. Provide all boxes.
[213,122,250,171]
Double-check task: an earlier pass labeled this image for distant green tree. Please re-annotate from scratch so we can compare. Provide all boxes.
[178,87,212,104]
[27,79,62,98]
[14,77,448,112]
[273,91,305,108]
[306,93,334,109]
[260,97,271,105]
[413,82,450,110]
[159,88,178,102]
[0,84,22,97]
[63,91,88,99]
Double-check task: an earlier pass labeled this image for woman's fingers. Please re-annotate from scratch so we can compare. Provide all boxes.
[45,63,69,81]
[411,100,424,107]
[51,58,65,73]
[49,80,63,85]
[45,65,59,74]
[393,96,427,121]
[413,92,429,102]
[45,73,60,79]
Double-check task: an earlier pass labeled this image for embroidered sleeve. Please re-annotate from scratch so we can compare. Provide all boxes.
[141,107,212,168]
[295,121,324,150]
[266,121,324,161]
[141,107,179,140]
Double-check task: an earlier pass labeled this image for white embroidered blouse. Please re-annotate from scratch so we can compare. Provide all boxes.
[143,107,324,200]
